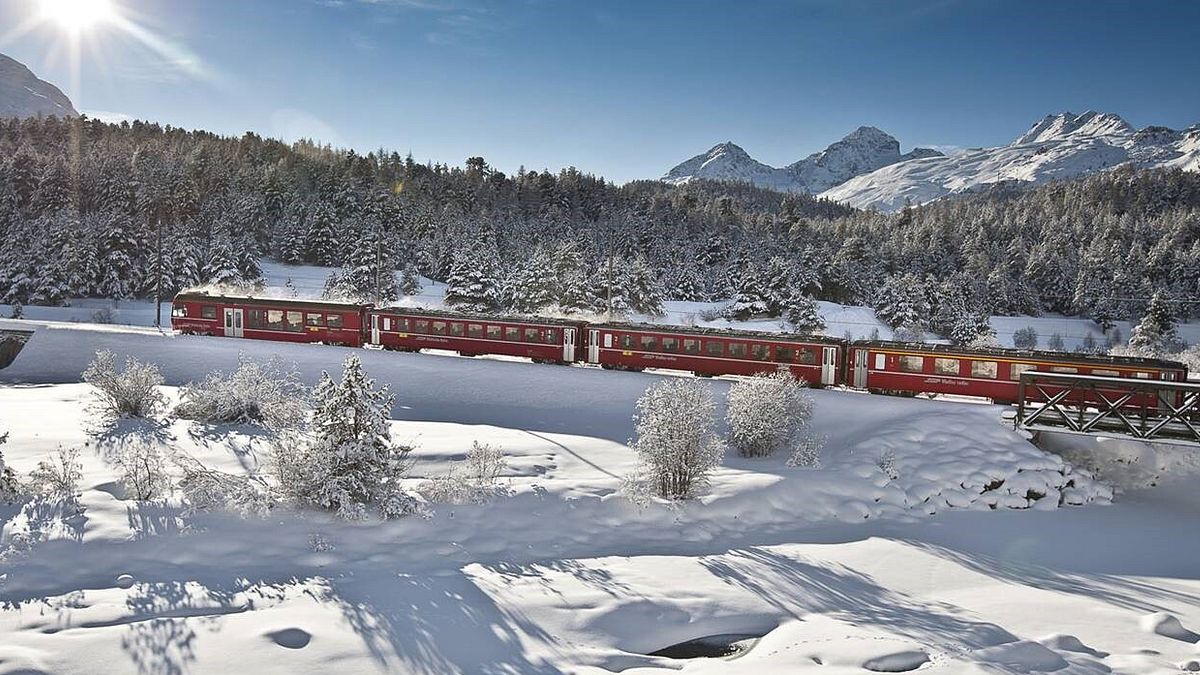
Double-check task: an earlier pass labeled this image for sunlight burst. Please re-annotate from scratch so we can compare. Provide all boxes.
[38,0,117,34]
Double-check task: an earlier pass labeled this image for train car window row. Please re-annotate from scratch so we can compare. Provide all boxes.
[383,315,562,344]
[608,331,825,365]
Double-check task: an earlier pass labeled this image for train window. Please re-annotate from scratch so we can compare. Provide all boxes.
[1092,369,1119,377]
[414,320,428,333]
[525,328,540,342]
[604,333,613,348]
[286,311,304,332]
[706,341,723,356]
[899,355,924,373]
[776,347,794,362]
[468,324,483,338]
[729,343,747,358]
[383,318,391,331]
[621,335,635,349]
[201,305,217,319]
[798,349,816,365]
[327,314,344,329]
[641,336,657,351]
[267,310,285,331]
[1009,363,1034,381]
[487,325,501,339]
[544,329,559,344]
[934,358,959,376]
[397,317,409,331]
[505,327,520,341]
[874,353,885,370]
[247,310,265,329]
[751,344,770,361]
[450,323,465,337]
[683,339,700,354]
[971,361,998,378]
[432,322,447,336]
[171,306,188,318]
[1050,366,1077,374]
[306,313,323,327]
[1134,372,1150,379]
[662,337,678,352]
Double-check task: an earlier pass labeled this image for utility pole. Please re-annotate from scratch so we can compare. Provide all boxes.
[154,211,163,328]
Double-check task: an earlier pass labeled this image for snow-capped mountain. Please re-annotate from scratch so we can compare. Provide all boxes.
[820,111,1200,212]
[0,52,77,120]
[662,126,943,194]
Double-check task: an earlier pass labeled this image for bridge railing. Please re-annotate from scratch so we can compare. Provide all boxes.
[1016,371,1200,444]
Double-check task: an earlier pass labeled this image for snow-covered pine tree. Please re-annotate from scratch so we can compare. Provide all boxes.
[1129,292,1182,356]
[204,236,243,288]
[444,236,502,312]
[1047,333,1065,351]
[723,263,771,320]
[327,222,400,303]
[625,257,665,317]
[1013,326,1039,350]
[95,211,144,299]
[874,273,930,330]
[304,201,341,266]
[783,294,825,335]
[505,245,557,313]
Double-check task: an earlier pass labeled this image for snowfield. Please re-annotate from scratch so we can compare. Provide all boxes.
[2,320,1199,674]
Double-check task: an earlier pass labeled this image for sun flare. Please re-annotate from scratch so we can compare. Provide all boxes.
[38,0,117,34]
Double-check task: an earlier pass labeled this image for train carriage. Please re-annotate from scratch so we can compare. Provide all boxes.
[171,291,369,347]
[848,341,1188,405]
[586,323,844,386]
[367,307,587,364]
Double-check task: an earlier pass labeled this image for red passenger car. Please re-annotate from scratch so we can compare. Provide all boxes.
[585,323,844,386]
[847,341,1187,404]
[171,291,369,347]
[367,307,587,363]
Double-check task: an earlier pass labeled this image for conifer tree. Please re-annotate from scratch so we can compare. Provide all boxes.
[1129,293,1181,355]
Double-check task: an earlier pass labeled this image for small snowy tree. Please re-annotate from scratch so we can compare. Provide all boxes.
[82,351,166,420]
[1129,293,1182,356]
[627,379,724,500]
[783,294,825,335]
[1013,326,1039,350]
[26,447,83,502]
[726,370,814,458]
[273,354,415,519]
[1047,333,1065,351]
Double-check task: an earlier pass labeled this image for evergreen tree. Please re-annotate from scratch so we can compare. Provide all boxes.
[444,237,502,312]
[783,294,825,335]
[1129,293,1181,355]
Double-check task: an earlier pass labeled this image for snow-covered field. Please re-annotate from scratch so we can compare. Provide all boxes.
[4,260,1197,353]
[2,320,1200,674]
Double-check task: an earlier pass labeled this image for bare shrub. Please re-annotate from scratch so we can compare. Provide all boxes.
[26,447,83,501]
[627,379,724,500]
[417,441,509,505]
[0,430,20,504]
[726,370,814,458]
[175,356,308,431]
[112,439,172,501]
[174,454,273,516]
[787,433,826,469]
[83,351,166,420]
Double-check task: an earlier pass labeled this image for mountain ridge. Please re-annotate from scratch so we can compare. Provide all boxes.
[0,52,78,120]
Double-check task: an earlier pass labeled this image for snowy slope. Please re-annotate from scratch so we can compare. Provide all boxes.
[0,52,77,120]
[821,111,1200,212]
[663,127,942,193]
[2,325,1200,674]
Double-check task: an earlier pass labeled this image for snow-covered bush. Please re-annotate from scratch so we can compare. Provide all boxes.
[1013,326,1038,350]
[112,439,172,501]
[876,449,899,480]
[0,430,20,504]
[82,350,166,420]
[628,379,724,500]
[272,355,417,519]
[26,447,83,501]
[175,356,308,431]
[418,441,510,505]
[1127,292,1183,356]
[174,454,273,516]
[892,324,925,343]
[787,433,825,469]
[726,370,814,458]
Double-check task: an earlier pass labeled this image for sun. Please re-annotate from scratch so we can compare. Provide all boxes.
[38,0,117,34]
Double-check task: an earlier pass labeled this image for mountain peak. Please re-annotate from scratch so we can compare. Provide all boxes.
[0,52,78,120]
[1013,110,1133,145]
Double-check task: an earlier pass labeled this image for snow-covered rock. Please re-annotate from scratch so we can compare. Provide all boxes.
[662,127,942,194]
[821,111,1200,212]
[0,52,77,120]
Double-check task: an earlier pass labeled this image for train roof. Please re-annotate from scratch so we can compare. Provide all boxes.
[173,290,369,312]
[373,304,589,328]
[590,320,845,345]
[852,340,1188,371]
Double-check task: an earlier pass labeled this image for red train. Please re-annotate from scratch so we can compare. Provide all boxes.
[171,291,1188,404]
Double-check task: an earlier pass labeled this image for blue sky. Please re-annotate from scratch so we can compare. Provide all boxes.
[2,0,1199,183]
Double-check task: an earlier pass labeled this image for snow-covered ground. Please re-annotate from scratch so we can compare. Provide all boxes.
[2,321,1199,674]
[4,259,1197,353]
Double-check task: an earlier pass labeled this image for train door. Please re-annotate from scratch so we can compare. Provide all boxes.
[370,314,381,345]
[563,327,577,362]
[587,329,600,363]
[853,349,869,389]
[821,346,837,386]
[223,307,244,338]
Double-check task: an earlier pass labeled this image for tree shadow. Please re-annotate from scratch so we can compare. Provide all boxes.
[699,547,1018,654]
